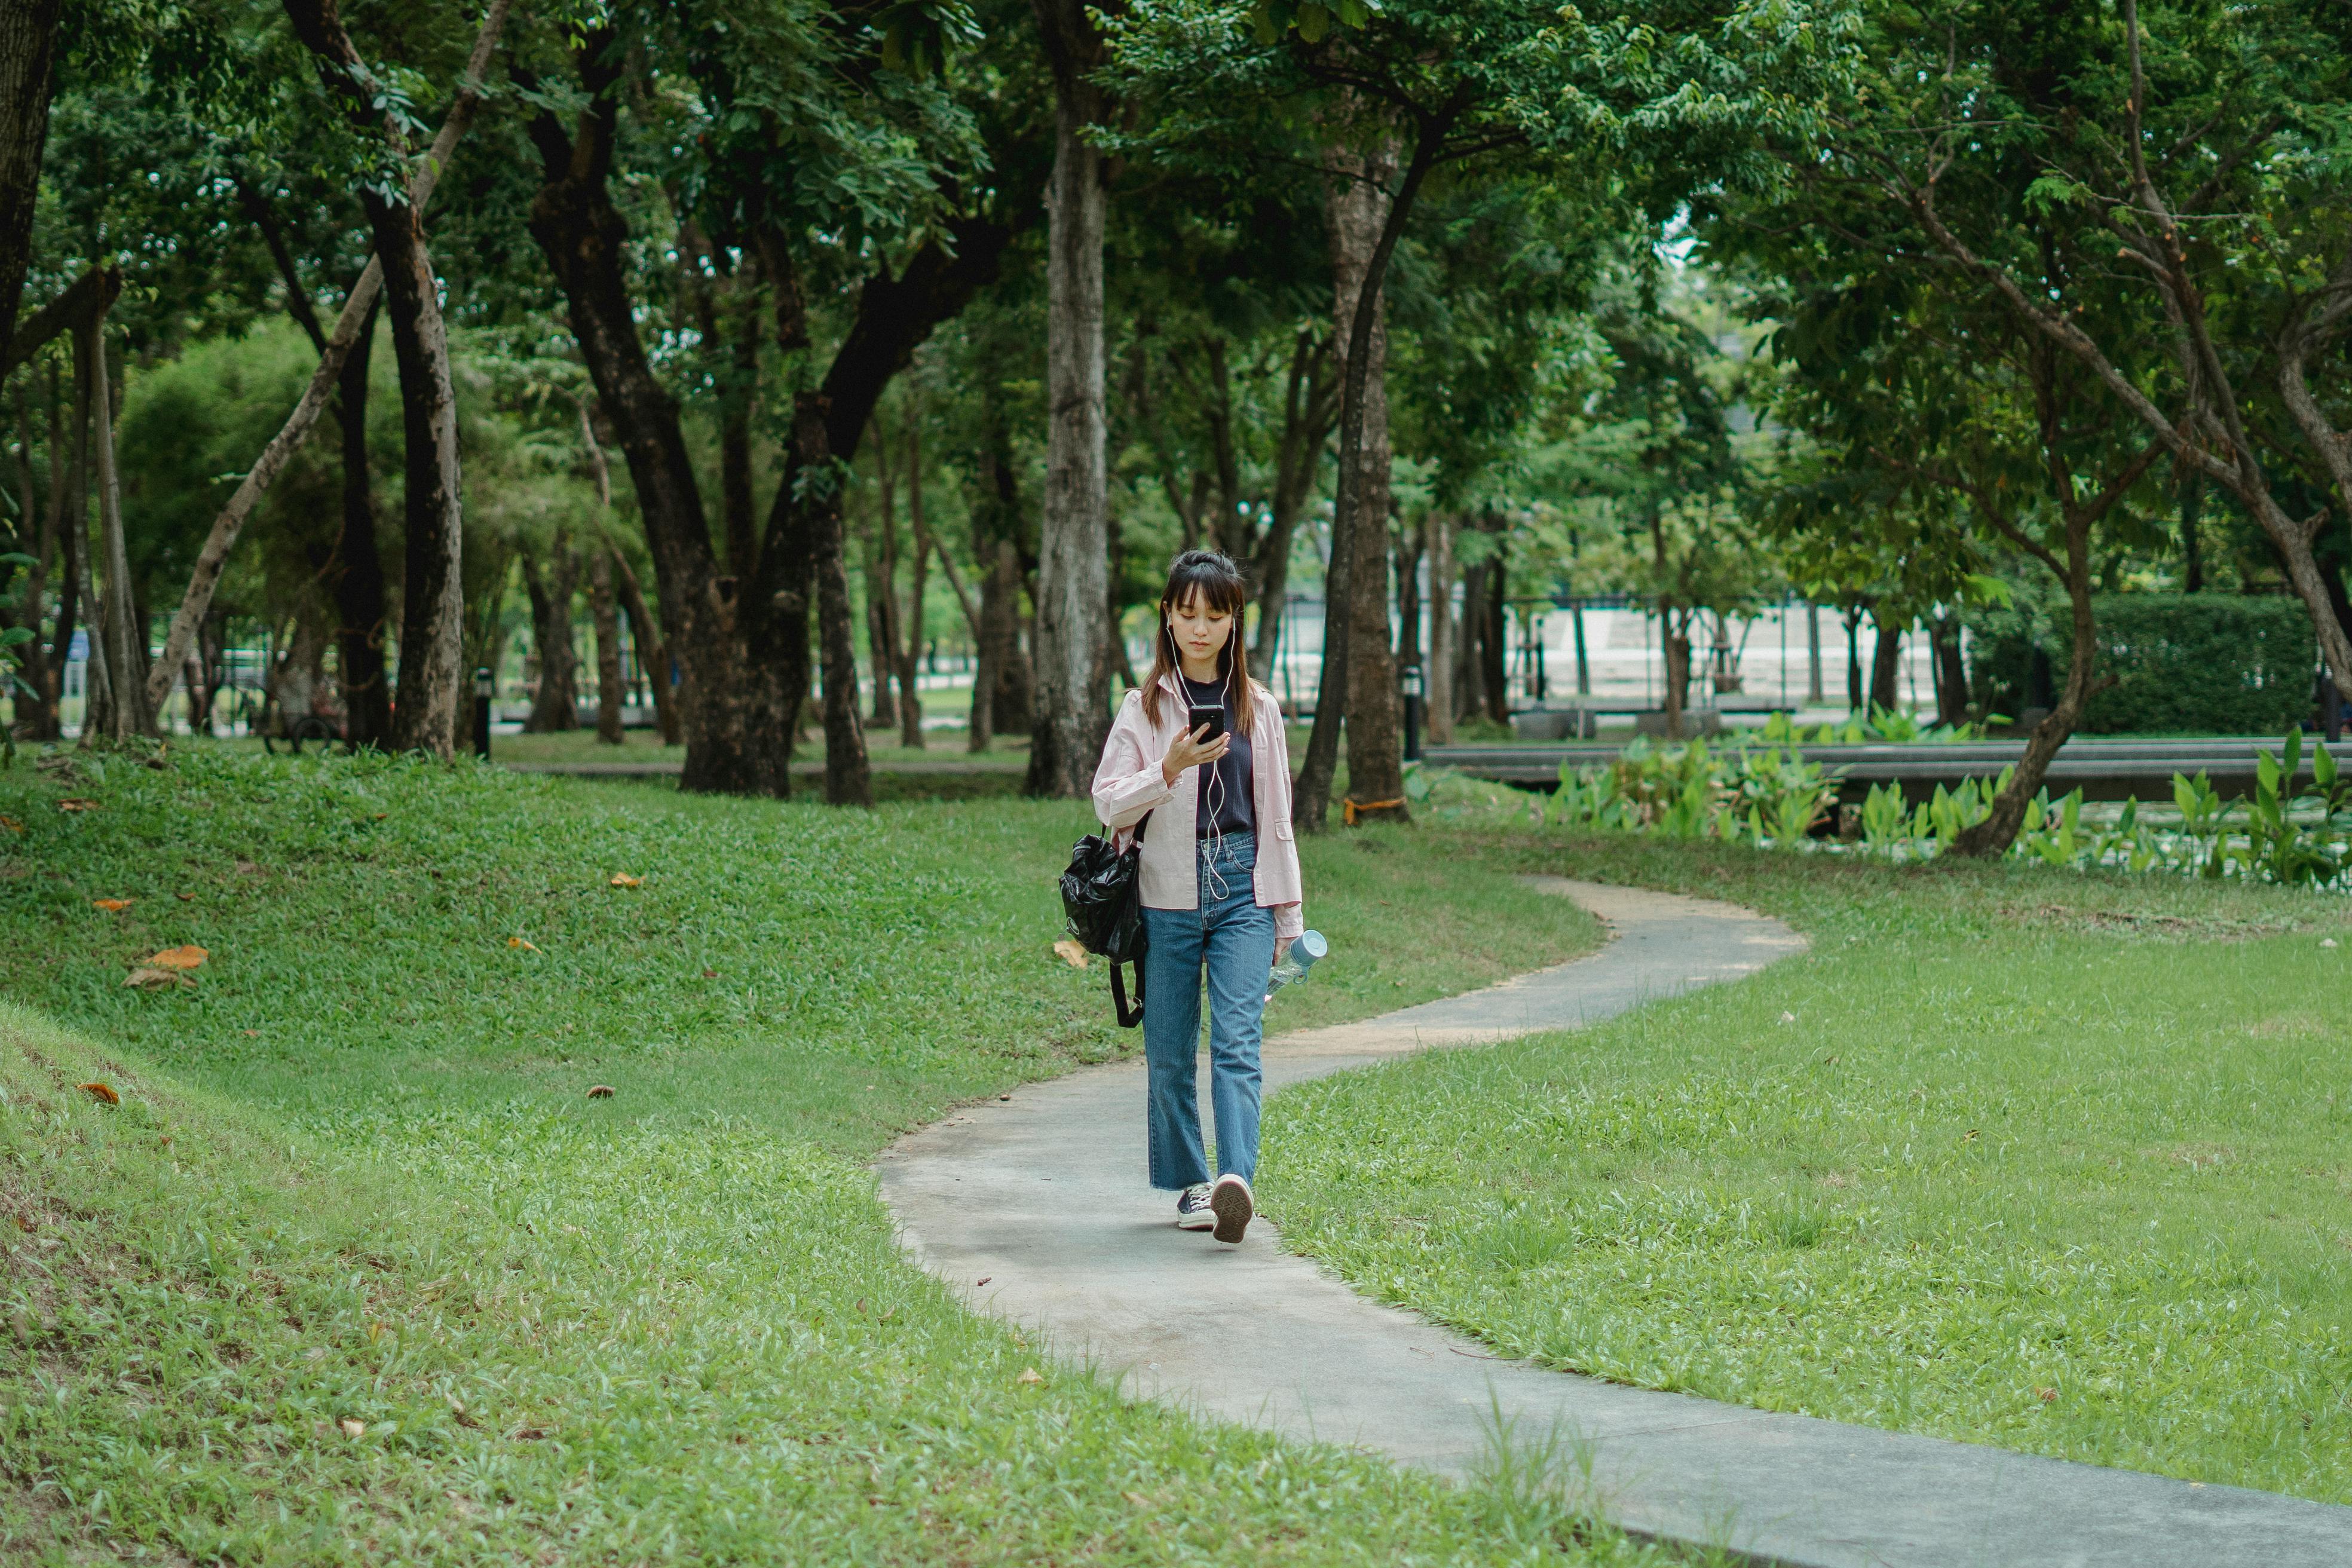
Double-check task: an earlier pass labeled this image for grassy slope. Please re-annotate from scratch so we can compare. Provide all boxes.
[1264,833,2352,1502]
[1,746,1622,1566]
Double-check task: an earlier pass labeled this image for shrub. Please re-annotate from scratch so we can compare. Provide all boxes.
[1968,591,2316,734]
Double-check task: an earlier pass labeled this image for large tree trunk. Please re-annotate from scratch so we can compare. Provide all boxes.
[0,0,60,354]
[1479,523,1509,723]
[1424,511,1454,744]
[1660,609,1692,739]
[1025,0,1112,800]
[521,539,580,733]
[1325,144,1406,822]
[1868,616,1903,715]
[87,319,155,739]
[1295,107,1458,829]
[281,0,491,758]
[588,545,624,743]
[7,361,65,738]
[329,293,391,749]
[863,444,899,730]
[368,199,466,756]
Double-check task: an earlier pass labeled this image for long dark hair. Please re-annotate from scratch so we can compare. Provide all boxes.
[1143,549,1255,733]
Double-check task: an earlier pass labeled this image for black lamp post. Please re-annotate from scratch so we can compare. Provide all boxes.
[1400,664,1423,761]
[473,666,494,760]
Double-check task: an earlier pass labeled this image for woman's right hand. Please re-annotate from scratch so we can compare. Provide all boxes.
[1162,723,1230,786]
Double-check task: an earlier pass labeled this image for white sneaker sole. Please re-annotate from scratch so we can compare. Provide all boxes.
[1209,1176,1254,1244]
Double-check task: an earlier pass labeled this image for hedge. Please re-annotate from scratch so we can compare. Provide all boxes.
[1968,592,2318,734]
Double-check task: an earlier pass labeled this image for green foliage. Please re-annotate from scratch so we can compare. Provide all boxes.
[1968,593,2317,735]
[1548,736,1838,847]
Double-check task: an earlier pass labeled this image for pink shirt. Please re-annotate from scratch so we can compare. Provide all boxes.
[1091,672,1306,941]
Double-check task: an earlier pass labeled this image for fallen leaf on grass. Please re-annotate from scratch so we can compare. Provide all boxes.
[508,937,540,953]
[609,872,643,888]
[0,815,21,834]
[1015,1367,1043,1386]
[57,798,98,813]
[586,1085,615,1099]
[78,1082,120,1105]
[339,1419,367,1439]
[146,945,207,970]
[510,1426,547,1441]
[124,968,189,990]
[2035,1386,2057,1404]
[368,1321,390,1343]
[235,859,262,875]
[1123,1492,1152,1509]
[90,898,133,912]
[176,892,196,902]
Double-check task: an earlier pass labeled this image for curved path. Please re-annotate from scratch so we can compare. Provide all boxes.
[877,880,2352,1566]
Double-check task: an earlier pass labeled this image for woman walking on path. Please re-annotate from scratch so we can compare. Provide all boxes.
[1091,549,1304,1244]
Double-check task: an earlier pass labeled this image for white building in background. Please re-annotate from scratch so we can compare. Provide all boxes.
[1234,595,1946,721]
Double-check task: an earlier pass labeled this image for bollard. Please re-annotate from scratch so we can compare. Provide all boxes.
[473,666,493,760]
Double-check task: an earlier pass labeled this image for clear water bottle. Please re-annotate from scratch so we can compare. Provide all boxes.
[1266,929,1329,1002]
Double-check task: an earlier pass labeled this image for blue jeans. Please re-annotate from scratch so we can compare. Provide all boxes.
[1140,833,1275,1190]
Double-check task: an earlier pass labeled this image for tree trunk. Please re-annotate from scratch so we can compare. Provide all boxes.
[8,362,61,738]
[366,197,466,756]
[898,410,930,749]
[1661,608,1692,739]
[864,442,899,730]
[1952,563,2096,858]
[1325,143,1406,822]
[42,338,87,739]
[1480,530,1509,723]
[1805,603,1824,705]
[1843,608,1863,710]
[280,0,507,760]
[0,0,60,354]
[87,318,154,739]
[2178,470,2203,593]
[330,290,391,748]
[589,545,624,743]
[610,549,677,746]
[1025,0,1112,800]
[522,538,581,732]
[1424,511,1454,743]
[1931,612,1970,727]
[1868,616,1903,715]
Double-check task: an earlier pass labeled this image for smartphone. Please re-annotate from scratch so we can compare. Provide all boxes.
[1187,702,1226,743]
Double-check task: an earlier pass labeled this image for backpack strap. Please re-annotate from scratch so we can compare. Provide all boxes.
[1110,954,1146,1029]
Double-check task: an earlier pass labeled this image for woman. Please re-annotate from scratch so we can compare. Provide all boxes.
[1091,549,1303,1245]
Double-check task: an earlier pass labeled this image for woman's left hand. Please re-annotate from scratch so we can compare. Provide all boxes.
[1274,936,1293,966]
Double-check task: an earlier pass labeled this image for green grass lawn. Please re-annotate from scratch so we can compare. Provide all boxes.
[0,743,1634,1566]
[1263,832,2352,1503]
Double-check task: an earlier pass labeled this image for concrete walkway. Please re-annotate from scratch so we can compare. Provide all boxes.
[877,880,2352,1566]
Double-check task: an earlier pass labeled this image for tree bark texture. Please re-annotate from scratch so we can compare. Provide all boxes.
[1025,0,1112,800]
[1868,617,1903,715]
[588,545,624,743]
[864,440,899,730]
[88,320,155,738]
[0,0,60,354]
[1660,611,1692,740]
[1930,612,1970,727]
[522,540,580,733]
[898,411,930,749]
[1296,103,1457,829]
[315,289,393,747]
[1324,145,1405,820]
[280,0,507,757]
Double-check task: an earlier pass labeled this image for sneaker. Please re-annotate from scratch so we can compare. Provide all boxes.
[1175,1183,1216,1230]
[1209,1173,1254,1244]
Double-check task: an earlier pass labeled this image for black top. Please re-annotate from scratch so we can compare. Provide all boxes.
[1181,674,1256,838]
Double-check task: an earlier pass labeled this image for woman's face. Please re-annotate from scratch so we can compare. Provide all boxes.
[1166,591,1235,667]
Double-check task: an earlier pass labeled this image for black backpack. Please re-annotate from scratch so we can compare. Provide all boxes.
[1059,813,1150,1028]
